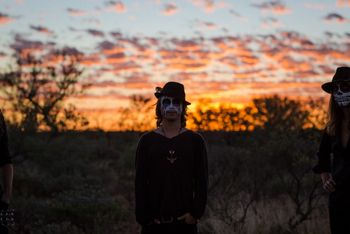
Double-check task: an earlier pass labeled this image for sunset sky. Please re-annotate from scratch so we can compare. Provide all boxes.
[1,0,350,129]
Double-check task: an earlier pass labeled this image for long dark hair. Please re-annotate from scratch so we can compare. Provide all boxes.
[326,95,349,136]
[0,110,5,137]
[155,99,188,128]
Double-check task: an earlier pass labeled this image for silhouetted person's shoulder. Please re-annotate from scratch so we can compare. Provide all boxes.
[184,129,206,143]
[136,131,159,147]
[137,130,156,141]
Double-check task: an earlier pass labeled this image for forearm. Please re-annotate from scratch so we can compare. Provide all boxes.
[135,172,147,224]
[191,136,208,219]
[313,132,332,174]
[192,179,207,219]
[2,164,13,202]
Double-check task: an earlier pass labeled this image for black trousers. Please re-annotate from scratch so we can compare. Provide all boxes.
[329,190,350,234]
[0,225,8,234]
[141,223,198,234]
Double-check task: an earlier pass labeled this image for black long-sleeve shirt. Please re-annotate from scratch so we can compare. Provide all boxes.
[313,130,350,191]
[0,111,11,166]
[135,130,208,226]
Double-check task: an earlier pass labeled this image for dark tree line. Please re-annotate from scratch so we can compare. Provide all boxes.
[0,50,89,134]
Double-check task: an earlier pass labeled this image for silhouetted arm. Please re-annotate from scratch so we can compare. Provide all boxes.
[135,135,151,225]
[313,131,332,174]
[191,134,208,220]
[0,112,13,206]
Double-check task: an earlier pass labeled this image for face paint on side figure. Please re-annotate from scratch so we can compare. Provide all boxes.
[332,82,350,107]
[160,96,183,121]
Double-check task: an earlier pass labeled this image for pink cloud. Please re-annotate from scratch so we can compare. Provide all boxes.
[324,13,347,23]
[194,20,218,30]
[0,13,14,25]
[30,25,54,36]
[170,39,202,51]
[98,40,125,54]
[190,0,227,13]
[67,8,86,16]
[261,17,283,29]
[86,29,105,37]
[252,1,292,15]
[162,3,178,16]
[0,52,7,62]
[10,34,55,55]
[59,46,84,56]
[106,1,127,13]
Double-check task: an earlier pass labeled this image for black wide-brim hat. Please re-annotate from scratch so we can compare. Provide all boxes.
[322,67,350,93]
[154,81,191,105]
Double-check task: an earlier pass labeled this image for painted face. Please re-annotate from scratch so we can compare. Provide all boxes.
[332,82,350,107]
[160,96,183,119]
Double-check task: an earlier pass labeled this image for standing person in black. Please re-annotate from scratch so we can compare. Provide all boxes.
[135,82,208,234]
[0,110,13,234]
[313,67,350,234]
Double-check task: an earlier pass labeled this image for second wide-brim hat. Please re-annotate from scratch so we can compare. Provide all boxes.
[154,81,191,105]
[322,67,350,93]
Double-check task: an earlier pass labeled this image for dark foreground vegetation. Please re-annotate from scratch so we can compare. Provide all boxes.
[9,128,328,234]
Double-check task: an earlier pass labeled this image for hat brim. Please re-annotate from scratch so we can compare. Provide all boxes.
[154,93,191,105]
[321,80,350,94]
[154,92,162,99]
[321,82,333,93]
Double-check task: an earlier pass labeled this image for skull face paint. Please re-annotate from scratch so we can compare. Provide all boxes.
[160,96,183,118]
[332,83,350,107]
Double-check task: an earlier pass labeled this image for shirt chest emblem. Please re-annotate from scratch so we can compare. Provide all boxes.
[166,149,177,164]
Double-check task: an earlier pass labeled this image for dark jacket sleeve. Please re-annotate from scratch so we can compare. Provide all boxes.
[0,112,11,166]
[134,135,151,226]
[191,133,208,219]
[312,130,332,174]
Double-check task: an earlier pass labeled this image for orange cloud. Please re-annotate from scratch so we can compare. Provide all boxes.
[105,52,126,64]
[6,30,350,131]
[81,53,101,66]
[337,0,350,8]
[111,61,141,73]
[171,39,202,51]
